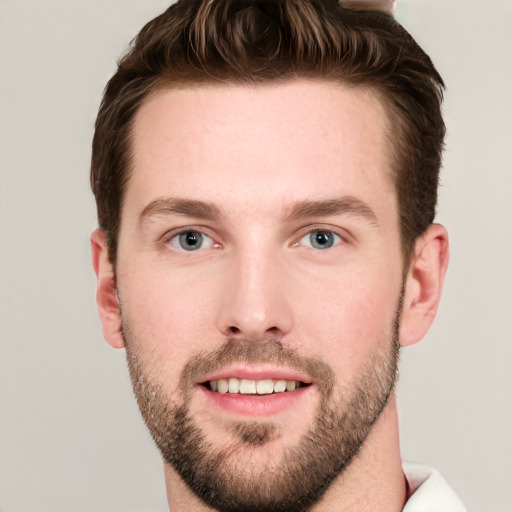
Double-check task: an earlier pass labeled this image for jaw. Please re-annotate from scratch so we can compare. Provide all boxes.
[309,396,407,512]
[125,316,404,511]
[162,397,406,512]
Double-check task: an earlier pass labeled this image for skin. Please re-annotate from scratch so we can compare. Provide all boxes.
[92,80,449,511]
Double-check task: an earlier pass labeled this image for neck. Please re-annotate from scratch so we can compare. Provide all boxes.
[310,396,406,511]
[164,396,406,512]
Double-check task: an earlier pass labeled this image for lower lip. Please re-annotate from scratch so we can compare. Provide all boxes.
[198,385,311,417]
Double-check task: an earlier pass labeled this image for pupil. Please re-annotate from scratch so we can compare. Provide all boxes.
[316,233,328,244]
[180,231,202,250]
[186,233,198,246]
[312,231,333,249]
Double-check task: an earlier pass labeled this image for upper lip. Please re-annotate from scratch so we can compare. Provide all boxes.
[198,365,313,385]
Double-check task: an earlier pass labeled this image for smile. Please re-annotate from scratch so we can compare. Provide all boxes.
[207,378,307,395]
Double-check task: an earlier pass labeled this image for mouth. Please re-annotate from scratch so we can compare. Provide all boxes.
[196,367,314,416]
[203,378,310,395]
[195,364,315,418]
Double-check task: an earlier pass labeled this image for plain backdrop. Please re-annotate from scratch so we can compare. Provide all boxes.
[1,1,511,511]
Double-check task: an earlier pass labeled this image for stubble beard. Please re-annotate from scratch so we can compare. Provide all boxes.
[124,306,401,512]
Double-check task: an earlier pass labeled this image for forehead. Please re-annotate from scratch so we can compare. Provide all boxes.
[127,80,394,218]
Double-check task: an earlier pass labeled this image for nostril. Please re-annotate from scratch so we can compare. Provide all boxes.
[228,326,241,334]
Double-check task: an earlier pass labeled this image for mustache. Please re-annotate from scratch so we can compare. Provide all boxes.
[180,337,336,395]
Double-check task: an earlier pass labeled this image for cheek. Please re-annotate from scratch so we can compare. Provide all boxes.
[292,266,401,378]
[118,264,219,360]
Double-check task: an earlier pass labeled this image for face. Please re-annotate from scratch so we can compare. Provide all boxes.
[116,81,405,511]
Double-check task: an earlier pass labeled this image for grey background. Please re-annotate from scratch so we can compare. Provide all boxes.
[1,1,511,511]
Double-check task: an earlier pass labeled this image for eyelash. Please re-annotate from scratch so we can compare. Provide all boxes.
[297,229,343,250]
[161,226,345,253]
[163,228,219,252]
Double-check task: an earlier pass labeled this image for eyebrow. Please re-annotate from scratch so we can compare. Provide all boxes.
[286,196,379,225]
[138,195,378,226]
[139,197,224,223]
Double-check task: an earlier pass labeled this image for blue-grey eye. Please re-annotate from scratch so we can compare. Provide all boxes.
[300,230,341,249]
[170,231,214,251]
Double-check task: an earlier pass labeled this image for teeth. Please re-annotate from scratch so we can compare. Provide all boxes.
[286,380,297,391]
[274,380,287,393]
[256,379,274,395]
[228,378,240,393]
[239,379,256,394]
[217,378,229,394]
[208,378,303,394]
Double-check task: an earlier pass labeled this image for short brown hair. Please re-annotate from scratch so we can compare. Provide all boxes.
[91,0,445,263]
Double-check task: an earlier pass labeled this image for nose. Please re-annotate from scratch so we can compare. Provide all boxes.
[216,249,294,341]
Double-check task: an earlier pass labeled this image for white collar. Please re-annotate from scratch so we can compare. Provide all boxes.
[402,462,467,512]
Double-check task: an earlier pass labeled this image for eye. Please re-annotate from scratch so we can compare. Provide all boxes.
[299,230,342,250]
[169,230,214,251]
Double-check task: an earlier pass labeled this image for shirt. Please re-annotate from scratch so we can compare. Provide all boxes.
[403,463,467,512]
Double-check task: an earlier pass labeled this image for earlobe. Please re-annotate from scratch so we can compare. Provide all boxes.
[400,223,449,347]
[90,229,125,349]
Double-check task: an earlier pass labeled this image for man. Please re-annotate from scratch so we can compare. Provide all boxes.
[90,1,465,510]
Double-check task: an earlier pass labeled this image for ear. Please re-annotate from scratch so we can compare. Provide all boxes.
[90,229,125,349]
[400,223,449,347]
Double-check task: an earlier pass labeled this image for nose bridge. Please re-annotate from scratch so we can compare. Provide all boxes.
[217,240,293,340]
